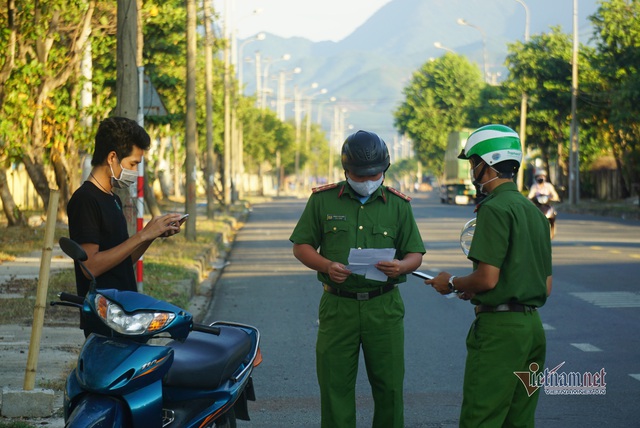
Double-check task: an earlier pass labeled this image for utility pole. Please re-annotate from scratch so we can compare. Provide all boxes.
[184,0,197,239]
[114,0,138,119]
[515,0,530,192]
[203,0,216,219]
[568,0,580,205]
[223,0,232,207]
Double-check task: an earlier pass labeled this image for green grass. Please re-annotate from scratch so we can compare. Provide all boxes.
[0,209,243,324]
[0,422,37,428]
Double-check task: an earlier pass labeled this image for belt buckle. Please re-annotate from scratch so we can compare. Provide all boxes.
[356,292,370,301]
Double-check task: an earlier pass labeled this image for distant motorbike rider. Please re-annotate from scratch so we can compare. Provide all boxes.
[528,168,560,202]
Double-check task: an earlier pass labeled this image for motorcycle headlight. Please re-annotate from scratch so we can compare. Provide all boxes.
[94,294,175,335]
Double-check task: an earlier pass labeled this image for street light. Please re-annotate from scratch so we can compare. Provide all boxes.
[514,0,530,191]
[457,18,488,83]
[237,32,265,96]
[434,41,456,54]
[261,54,291,109]
[317,96,336,124]
[276,66,301,121]
[303,88,328,189]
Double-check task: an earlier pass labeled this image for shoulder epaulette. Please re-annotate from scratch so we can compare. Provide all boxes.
[312,183,339,194]
[386,187,412,201]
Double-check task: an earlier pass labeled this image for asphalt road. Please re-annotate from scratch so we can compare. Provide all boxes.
[204,191,640,427]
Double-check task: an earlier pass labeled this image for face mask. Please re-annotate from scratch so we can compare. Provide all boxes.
[110,162,138,189]
[536,178,544,184]
[347,174,384,197]
[471,162,498,195]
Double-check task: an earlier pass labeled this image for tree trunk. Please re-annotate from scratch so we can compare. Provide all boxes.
[144,161,162,217]
[21,153,51,208]
[0,167,26,227]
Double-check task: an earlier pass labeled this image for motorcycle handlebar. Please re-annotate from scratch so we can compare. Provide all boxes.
[59,292,85,305]
[193,323,221,335]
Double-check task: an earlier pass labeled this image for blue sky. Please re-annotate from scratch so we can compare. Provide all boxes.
[215,0,392,42]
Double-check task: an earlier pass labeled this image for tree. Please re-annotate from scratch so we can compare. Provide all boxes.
[589,0,640,197]
[394,54,483,172]
[0,0,25,226]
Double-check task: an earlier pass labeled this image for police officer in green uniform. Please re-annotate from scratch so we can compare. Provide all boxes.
[290,130,425,428]
[426,124,552,428]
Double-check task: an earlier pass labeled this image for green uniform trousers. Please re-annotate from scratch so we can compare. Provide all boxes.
[460,310,546,428]
[316,287,405,428]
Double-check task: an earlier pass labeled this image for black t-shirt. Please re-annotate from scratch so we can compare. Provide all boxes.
[67,181,137,297]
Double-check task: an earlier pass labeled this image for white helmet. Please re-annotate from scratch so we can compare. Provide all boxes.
[458,124,522,166]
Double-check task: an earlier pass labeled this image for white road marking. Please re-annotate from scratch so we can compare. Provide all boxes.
[571,343,602,352]
[629,374,640,382]
[571,291,640,308]
[542,323,555,330]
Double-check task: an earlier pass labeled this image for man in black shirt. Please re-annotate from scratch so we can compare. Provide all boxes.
[67,117,184,301]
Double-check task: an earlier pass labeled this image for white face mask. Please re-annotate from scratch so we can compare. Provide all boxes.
[347,174,384,196]
[470,162,498,195]
[110,162,138,189]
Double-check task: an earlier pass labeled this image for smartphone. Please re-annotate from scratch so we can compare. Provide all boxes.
[411,271,434,280]
[178,214,189,224]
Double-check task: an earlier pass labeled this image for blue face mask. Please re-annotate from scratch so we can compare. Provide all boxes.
[347,174,384,196]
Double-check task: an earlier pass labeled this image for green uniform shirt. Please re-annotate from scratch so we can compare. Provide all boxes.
[290,181,426,291]
[468,181,551,307]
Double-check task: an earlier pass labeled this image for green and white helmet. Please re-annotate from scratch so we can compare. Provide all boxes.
[458,124,522,166]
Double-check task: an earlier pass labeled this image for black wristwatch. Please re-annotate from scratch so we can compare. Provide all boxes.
[448,275,458,294]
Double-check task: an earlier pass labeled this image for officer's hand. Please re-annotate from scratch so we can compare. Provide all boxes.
[328,262,351,284]
[424,271,453,295]
[457,291,474,300]
[375,259,402,278]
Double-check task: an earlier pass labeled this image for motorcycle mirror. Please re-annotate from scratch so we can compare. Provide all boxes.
[460,218,476,256]
[59,237,88,261]
[59,237,97,292]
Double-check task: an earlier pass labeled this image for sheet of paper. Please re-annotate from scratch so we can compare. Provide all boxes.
[346,248,395,282]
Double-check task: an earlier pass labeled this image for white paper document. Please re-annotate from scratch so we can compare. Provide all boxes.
[346,248,396,282]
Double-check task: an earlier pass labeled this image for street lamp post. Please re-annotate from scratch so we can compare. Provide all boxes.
[317,96,336,125]
[514,0,530,191]
[434,41,456,54]
[276,67,301,121]
[303,88,328,189]
[237,33,265,96]
[294,82,319,191]
[457,18,488,83]
[261,54,291,109]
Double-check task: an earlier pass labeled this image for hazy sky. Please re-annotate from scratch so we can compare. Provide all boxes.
[215,0,392,42]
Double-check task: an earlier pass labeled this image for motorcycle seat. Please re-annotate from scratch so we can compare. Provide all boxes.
[164,326,252,389]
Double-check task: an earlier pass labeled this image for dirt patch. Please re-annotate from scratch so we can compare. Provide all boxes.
[0,277,80,327]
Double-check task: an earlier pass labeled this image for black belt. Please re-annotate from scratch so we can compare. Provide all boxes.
[323,283,397,301]
[475,303,537,315]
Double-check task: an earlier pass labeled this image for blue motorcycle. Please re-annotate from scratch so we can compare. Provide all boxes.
[51,237,261,427]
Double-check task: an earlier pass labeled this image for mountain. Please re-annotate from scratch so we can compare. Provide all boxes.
[239,0,600,141]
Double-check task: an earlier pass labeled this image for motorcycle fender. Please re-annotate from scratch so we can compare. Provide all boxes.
[233,377,256,421]
[66,394,130,427]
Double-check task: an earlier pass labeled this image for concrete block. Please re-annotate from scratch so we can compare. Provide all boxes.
[1,387,55,418]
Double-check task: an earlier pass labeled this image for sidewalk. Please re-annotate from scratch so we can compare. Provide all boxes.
[0,245,80,424]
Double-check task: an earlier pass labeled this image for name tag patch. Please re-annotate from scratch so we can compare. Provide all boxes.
[326,215,346,221]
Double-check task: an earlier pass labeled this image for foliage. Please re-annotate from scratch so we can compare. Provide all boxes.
[588,0,640,195]
[393,54,484,173]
